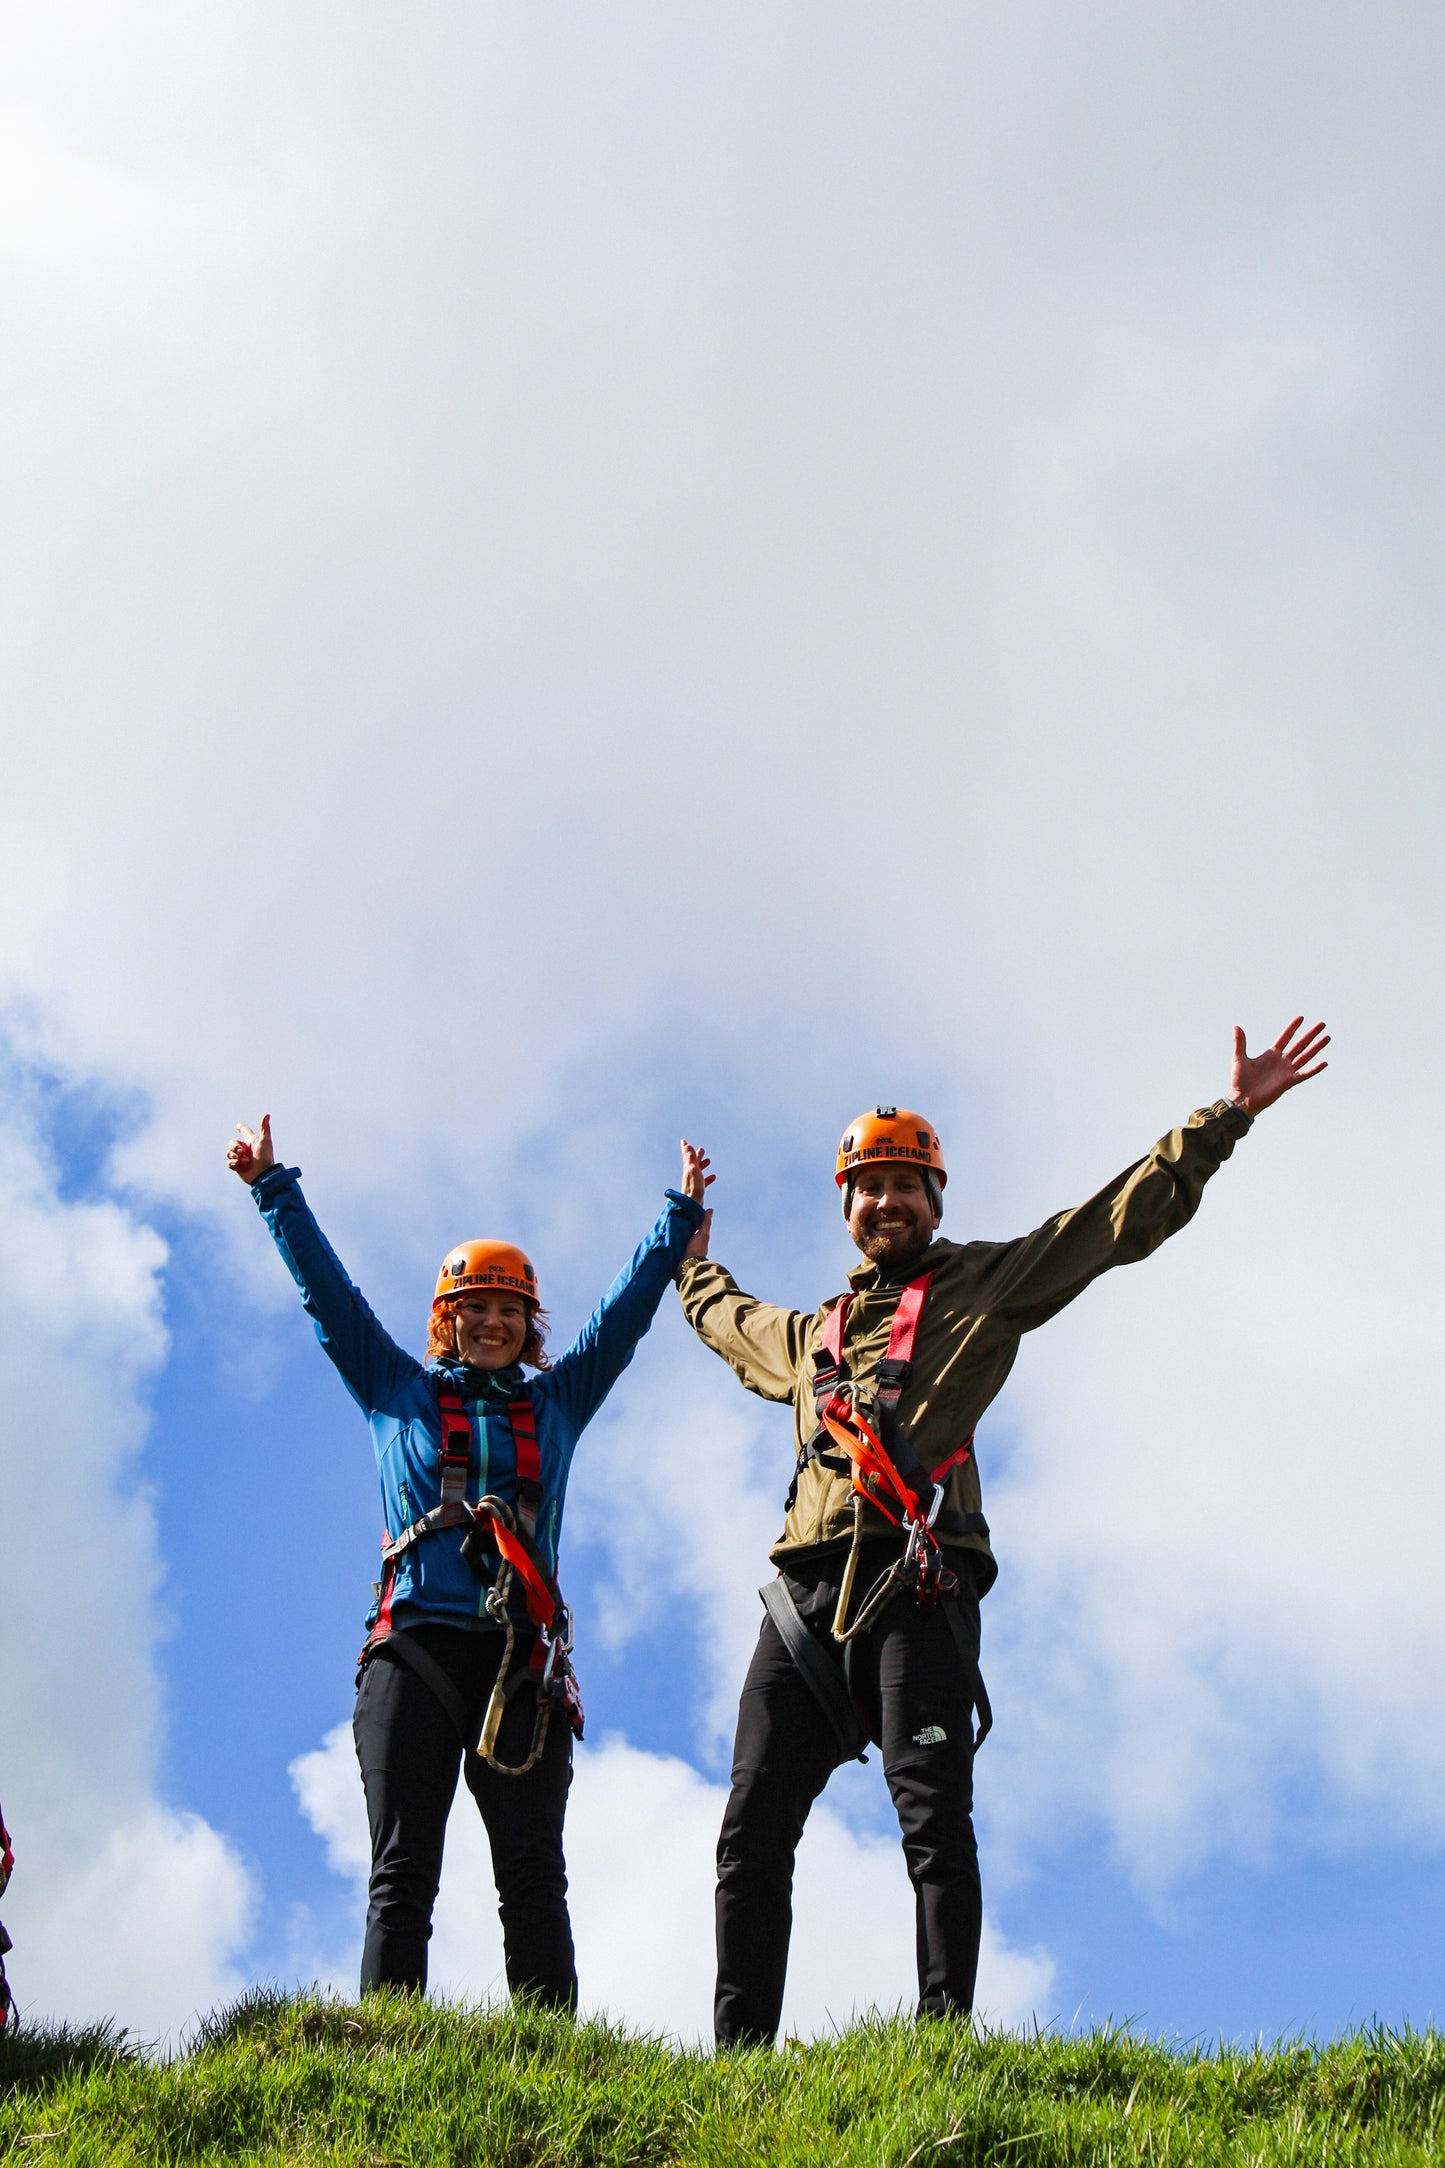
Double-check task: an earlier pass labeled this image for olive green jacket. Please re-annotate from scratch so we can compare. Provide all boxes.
[675,1101,1253,1589]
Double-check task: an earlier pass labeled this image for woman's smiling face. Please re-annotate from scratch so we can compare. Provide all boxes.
[451,1291,530,1369]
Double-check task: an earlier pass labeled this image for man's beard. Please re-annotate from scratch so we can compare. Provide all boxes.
[855,1222,933,1272]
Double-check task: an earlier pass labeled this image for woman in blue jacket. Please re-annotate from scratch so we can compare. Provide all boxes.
[228,1113,710,2008]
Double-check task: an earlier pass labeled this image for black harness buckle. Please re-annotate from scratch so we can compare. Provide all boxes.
[874,1355,910,1411]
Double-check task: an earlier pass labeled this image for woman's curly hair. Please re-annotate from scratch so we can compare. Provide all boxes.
[427,1300,552,1370]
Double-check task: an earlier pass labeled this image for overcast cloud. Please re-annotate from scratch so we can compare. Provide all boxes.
[0,1087,253,2037]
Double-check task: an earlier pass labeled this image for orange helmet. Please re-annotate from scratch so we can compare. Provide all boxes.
[432,1240,539,1309]
[835,1107,947,1189]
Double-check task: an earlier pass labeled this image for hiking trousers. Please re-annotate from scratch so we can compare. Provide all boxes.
[714,1582,981,2046]
[352,1622,575,2007]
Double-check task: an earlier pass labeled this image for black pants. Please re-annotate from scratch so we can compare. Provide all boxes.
[715,1579,982,2045]
[352,1623,576,2007]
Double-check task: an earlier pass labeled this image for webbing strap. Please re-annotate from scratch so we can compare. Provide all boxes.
[930,1434,976,1485]
[370,1630,476,1747]
[819,1292,852,1369]
[941,1598,993,1751]
[435,1385,473,1513]
[760,1581,867,1763]
[478,1506,562,1634]
[820,1404,926,1527]
[812,1271,933,1417]
[436,1384,542,1544]
[0,1804,12,1897]
[509,1394,542,1541]
[373,1554,397,1639]
[802,1270,980,1518]
[874,1272,931,1412]
[886,1273,930,1361]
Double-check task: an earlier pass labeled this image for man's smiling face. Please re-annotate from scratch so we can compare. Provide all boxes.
[845,1163,941,1271]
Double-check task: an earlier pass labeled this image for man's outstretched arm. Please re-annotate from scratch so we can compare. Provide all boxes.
[980,1014,1329,1332]
[675,1143,813,1404]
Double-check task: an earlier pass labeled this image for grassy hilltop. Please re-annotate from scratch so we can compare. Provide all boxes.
[2,1992,1443,2165]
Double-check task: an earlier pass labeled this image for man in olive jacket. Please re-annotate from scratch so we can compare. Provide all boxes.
[676,1017,1329,2046]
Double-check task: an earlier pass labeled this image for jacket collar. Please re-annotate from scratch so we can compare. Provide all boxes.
[428,1357,527,1401]
[846,1235,953,1292]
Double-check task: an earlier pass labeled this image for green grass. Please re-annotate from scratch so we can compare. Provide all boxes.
[2,1993,1443,2165]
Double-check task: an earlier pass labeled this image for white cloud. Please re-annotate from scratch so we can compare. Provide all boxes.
[0,1090,255,2040]
[24,1809,254,2041]
[1,4,1436,1219]
[976,1150,1445,1894]
[290,1721,1053,2037]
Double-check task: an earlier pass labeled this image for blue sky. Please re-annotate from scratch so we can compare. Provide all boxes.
[1,0,1442,2045]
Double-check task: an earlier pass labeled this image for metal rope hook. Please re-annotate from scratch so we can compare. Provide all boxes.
[470,1496,558,1780]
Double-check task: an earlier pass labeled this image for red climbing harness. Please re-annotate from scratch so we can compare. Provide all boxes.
[362,1386,582,1775]
[370,1390,564,1637]
[805,1271,985,1642]
[777,1268,993,1748]
[811,1271,976,1530]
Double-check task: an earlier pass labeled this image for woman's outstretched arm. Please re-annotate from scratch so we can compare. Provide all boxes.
[229,1113,422,1415]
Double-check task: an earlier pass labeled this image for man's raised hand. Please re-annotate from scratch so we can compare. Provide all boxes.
[1230,1018,1330,1116]
[680,1137,714,1259]
[228,1113,276,1185]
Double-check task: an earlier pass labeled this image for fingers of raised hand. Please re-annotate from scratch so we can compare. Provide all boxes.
[230,1116,274,1179]
[680,1138,715,1196]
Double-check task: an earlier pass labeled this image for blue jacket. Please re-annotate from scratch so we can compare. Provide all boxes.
[251,1166,703,1632]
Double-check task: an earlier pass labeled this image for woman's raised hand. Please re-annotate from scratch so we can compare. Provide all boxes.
[228,1113,276,1185]
[680,1138,714,1259]
[680,1138,714,1204]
